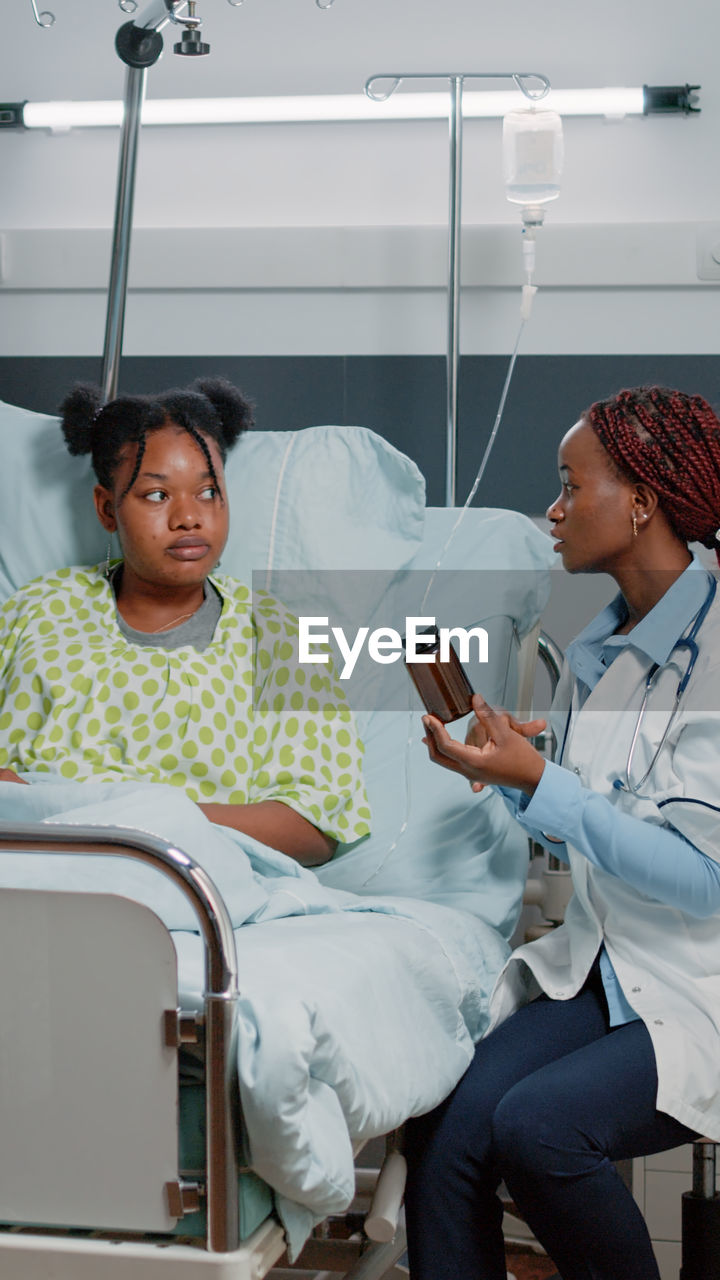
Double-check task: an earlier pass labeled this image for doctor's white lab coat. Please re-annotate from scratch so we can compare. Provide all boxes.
[488,585,720,1139]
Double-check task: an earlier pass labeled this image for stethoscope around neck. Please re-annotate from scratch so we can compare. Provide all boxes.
[558,574,717,798]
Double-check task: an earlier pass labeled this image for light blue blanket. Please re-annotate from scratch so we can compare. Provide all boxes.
[0,777,510,1257]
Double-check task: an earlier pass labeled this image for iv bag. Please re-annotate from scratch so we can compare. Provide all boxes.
[503,109,563,207]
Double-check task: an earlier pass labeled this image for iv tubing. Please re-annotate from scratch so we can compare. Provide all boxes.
[365,70,550,506]
[363,305,530,886]
[446,75,463,506]
[420,309,529,614]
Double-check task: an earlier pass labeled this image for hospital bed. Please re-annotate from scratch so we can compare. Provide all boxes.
[0,398,554,1278]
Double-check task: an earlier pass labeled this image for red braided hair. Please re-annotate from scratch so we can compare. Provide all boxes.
[586,386,720,567]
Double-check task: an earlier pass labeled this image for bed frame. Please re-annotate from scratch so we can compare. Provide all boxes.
[0,820,414,1279]
[0,632,557,1280]
[0,635,559,1280]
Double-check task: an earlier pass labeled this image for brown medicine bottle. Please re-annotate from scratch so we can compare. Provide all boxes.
[404,628,474,723]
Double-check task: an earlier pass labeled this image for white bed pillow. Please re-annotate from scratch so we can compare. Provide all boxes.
[0,401,100,601]
[0,402,425,601]
[224,425,426,581]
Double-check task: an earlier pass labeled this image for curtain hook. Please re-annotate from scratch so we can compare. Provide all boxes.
[30,0,55,27]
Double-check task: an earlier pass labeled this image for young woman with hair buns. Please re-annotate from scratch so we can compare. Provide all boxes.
[0,378,370,865]
[405,386,720,1280]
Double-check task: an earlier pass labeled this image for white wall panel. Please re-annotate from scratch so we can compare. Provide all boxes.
[3,285,720,358]
[1,223,719,356]
[3,224,718,290]
[1,0,719,358]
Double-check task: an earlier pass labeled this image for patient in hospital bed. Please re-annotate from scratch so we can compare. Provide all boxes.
[0,377,370,865]
[0,384,554,1256]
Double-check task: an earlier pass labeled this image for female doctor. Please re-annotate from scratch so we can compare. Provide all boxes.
[404,385,720,1280]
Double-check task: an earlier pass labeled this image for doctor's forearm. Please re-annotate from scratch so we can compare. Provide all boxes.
[498,785,570,862]
[517,762,720,917]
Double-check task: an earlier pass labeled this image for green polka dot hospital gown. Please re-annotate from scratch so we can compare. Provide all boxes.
[0,567,371,844]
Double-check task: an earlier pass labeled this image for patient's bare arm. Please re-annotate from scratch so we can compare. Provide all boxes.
[197,799,337,867]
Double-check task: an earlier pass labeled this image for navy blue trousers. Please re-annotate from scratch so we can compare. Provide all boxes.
[404,969,698,1280]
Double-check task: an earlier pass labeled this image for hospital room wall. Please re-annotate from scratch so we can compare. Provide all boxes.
[2,353,719,519]
[2,136,720,514]
[2,0,720,514]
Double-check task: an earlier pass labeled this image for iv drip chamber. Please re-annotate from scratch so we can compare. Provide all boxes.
[503,108,564,207]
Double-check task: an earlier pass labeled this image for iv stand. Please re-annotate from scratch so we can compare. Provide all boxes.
[365,72,550,506]
[101,1,191,402]
[100,0,330,402]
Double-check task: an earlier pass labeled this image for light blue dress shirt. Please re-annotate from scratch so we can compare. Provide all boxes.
[505,556,720,1025]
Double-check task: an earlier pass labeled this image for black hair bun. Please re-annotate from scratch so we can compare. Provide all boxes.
[192,377,254,447]
[59,383,105,456]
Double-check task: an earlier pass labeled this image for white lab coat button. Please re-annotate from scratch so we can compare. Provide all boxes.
[654,1019,664,1026]
[632,986,641,993]
[573,767,581,776]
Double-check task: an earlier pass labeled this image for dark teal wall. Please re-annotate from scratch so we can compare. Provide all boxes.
[2,355,719,512]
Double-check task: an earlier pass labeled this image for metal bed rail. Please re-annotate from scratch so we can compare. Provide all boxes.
[0,820,240,1254]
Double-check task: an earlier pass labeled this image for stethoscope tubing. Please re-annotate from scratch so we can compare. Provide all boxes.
[558,575,717,799]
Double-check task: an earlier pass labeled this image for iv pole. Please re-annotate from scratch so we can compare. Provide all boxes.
[365,72,550,506]
[101,0,206,402]
[100,0,336,402]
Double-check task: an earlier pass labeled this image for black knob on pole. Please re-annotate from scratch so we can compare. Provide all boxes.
[174,28,210,55]
[115,21,165,69]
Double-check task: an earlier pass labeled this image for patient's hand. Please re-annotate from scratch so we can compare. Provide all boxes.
[424,695,546,796]
[0,769,29,785]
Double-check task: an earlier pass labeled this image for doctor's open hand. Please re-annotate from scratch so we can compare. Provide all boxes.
[422,694,546,796]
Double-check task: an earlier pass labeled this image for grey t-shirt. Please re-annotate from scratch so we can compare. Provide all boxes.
[111,571,223,651]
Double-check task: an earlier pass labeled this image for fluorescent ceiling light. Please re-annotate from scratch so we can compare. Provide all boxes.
[15,86,695,131]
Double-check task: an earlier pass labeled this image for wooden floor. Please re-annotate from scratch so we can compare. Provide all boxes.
[505,1243,558,1279]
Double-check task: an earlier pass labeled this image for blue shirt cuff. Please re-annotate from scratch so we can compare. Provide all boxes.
[519,759,582,839]
[500,772,570,860]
